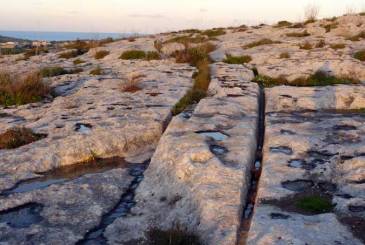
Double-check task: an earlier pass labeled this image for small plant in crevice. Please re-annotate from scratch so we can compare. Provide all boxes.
[354,49,365,61]
[147,228,202,245]
[295,195,334,214]
[94,50,110,59]
[223,54,252,64]
[315,39,326,48]
[171,42,215,115]
[0,127,46,149]
[121,73,145,93]
[0,71,49,106]
[243,38,281,49]
[275,21,292,28]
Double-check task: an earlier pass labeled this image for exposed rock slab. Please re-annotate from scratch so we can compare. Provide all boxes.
[103,63,258,245]
[247,85,365,245]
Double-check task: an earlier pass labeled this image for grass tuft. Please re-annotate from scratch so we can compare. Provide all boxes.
[94,50,110,59]
[295,195,334,214]
[276,21,292,28]
[223,54,252,64]
[40,67,68,77]
[243,38,281,49]
[279,52,290,59]
[254,70,359,87]
[202,28,226,37]
[89,66,103,75]
[119,50,146,60]
[148,228,202,245]
[330,43,346,50]
[354,50,365,61]
[299,41,313,50]
[145,51,161,60]
[286,30,311,37]
[0,127,46,149]
[0,71,49,106]
[73,58,85,65]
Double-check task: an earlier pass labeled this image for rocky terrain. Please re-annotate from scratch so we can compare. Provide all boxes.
[0,14,364,245]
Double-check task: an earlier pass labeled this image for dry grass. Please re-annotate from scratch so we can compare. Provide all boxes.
[119,50,146,60]
[94,50,110,59]
[322,22,338,33]
[121,72,145,93]
[40,67,68,77]
[330,43,346,50]
[148,228,201,245]
[299,41,313,50]
[279,52,290,59]
[89,66,103,75]
[223,54,252,64]
[0,71,49,106]
[315,40,326,48]
[23,47,48,60]
[0,127,46,149]
[154,40,163,53]
[304,4,320,23]
[73,58,85,65]
[243,39,281,49]
[173,42,215,66]
[276,21,292,28]
[354,50,365,61]
[286,30,310,37]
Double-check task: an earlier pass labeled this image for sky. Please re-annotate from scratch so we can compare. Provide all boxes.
[0,0,364,34]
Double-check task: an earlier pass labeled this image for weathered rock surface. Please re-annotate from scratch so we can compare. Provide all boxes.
[103,63,258,245]
[247,85,365,245]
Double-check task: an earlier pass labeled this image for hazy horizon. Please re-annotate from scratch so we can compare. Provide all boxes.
[0,0,364,34]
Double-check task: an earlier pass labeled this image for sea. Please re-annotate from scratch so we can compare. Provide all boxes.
[0,31,135,41]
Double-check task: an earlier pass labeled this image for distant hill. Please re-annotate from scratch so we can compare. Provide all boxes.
[0,35,30,43]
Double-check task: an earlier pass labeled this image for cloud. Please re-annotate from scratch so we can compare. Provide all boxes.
[199,8,208,12]
[128,14,166,19]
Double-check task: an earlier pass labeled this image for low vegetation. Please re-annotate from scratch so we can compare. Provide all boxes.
[0,127,46,149]
[121,73,145,93]
[286,30,310,37]
[59,49,87,59]
[164,35,208,44]
[23,47,48,60]
[148,228,201,245]
[330,43,346,50]
[201,28,226,38]
[0,71,49,106]
[120,50,146,60]
[243,38,281,49]
[295,195,334,214]
[322,22,338,33]
[73,58,85,65]
[299,41,313,50]
[172,43,215,115]
[223,54,252,64]
[253,70,359,87]
[154,40,163,53]
[145,51,161,60]
[304,4,319,24]
[354,50,365,61]
[40,66,68,77]
[89,66,103,75]
[275,21,292,28]
[94,50,110,59]
[279,52,290,59]
[315,39,326,48]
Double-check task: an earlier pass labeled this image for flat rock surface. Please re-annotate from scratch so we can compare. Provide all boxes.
[103,63,258,245]
[247,85,365,245]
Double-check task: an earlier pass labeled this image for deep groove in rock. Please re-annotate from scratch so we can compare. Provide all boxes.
[237,72,266,244]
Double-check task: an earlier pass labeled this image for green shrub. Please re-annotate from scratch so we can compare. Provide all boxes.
[40,67,68,77]
[202,28,226,37]
[254,70,359,87]
[59,49,87,59]
[173,43,215,66]
[94,50,110,59]
[286,30,310,37]
[0,71,49,106]
[354,50,365,61]
[164,35,208,44]
[243,38,281,49]
[146,51,161,60]
[295,195,334,214]
[276,21,292,28]
[0,127,46,149]
[119,50,146,60]
[223,54,252,64]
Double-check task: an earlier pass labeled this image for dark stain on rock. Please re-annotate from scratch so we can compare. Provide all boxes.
[270,213,291,219]
[282,179,314,192]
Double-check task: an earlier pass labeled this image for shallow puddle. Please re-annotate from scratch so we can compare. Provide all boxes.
[209,145,228,155]
[270,146,293,155]
[0,203,43,228]
[1,157,129,196]
[196,131,229,141]
[75,123,93,133]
